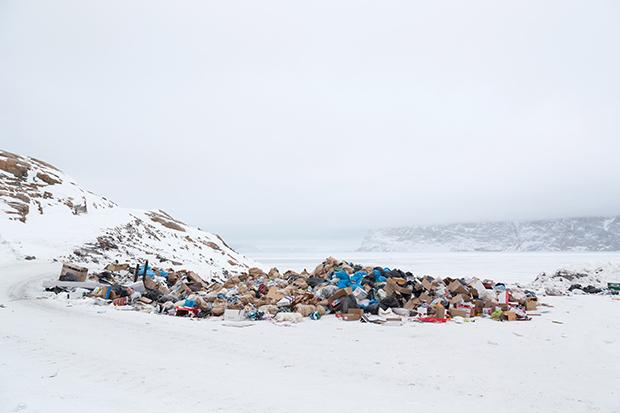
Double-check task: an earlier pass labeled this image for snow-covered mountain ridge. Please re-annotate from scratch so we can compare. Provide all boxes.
[0,149,250,278]
[359,216,620,252]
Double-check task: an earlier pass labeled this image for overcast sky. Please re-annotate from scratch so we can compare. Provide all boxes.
[1,0,619,243]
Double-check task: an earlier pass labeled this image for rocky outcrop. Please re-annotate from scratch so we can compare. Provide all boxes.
[0,149,251,278]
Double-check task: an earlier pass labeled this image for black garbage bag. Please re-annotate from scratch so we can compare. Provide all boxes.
[339,295,359,313]
[96,271,115,284]
[307,276,326,288]
[385,269,407,279]
[583,285,602,294]
[59,273,80,282]
[144,290,163,301]
[45,286,67,294]
[158,294,178,303]
[109,284,132,298]
[379,295,401,310]
[366,288,377,301]
[365,302,380,315]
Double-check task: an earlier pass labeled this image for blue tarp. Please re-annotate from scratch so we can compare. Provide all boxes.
[332,270,367,290]
[138,264,168,278]
[373,268,387,283]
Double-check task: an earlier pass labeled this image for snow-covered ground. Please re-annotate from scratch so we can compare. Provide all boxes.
[1,260,619,413]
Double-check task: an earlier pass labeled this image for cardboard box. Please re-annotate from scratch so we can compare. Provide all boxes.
[525,298,538,311]
[385,279,412,295]
[384,280,396,296]
[327,288,350,304]
[432,304,446,318]
[60,263,88,282]
[404,298,420,310]
[224,309,246,321]
[394,278,408,286]
[419,292,433,303]
[267,287,285,301]
[449,305,474,318]
[342,309,363,321]
[421,278,434,291]
[143,275,158,290]
[450,294,464,305]
[170,281,191,297]
[503,310,517,321]
[95,286,119,300]
[447,280,469,295]
[449,308,471,318]
[105,263,130,272]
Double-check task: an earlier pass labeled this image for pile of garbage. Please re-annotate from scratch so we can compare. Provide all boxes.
[45,257,545,324]
[530,267,620,296]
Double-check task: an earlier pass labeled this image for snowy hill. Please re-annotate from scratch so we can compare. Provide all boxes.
[0,149,251,277]
[359,216,620,252]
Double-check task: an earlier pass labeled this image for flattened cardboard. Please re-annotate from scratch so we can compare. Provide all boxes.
[342,309,363,321]
[105,263,129,272]
[449,306,473,318]
[450,294,464,305]
[448,280,469,295]
[404,298,419,310]
[328,288,352,304]
[267,287,285,301]
[421,278,434,291]
[419,292,433,303]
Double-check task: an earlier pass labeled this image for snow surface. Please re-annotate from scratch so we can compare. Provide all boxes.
[1,261,619,413]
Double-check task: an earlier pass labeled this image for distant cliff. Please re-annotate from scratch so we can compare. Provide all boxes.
[358,216,620,252]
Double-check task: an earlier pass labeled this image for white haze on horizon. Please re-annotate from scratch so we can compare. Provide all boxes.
[2,0,619,244]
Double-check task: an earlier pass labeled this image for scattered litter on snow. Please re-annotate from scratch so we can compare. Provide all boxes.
[529,264,620,296]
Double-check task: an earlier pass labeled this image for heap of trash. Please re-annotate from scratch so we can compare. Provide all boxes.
[530,267,620,296]
[45,257,550,324]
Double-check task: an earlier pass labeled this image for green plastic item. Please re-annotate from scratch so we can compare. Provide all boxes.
[608,282,620,291]
[491,308,503,321]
